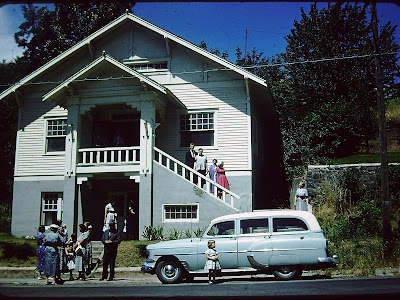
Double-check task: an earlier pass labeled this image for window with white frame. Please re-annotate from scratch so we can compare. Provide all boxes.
[163,204,199,222]
[41,192,63,226]
[46,119,66,153]
[180,112,214,147]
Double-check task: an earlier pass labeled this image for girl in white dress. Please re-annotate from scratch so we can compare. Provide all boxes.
[204,240,221,284]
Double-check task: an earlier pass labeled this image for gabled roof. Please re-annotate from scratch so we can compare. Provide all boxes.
[0,12,268,101]
[42,52,185,108]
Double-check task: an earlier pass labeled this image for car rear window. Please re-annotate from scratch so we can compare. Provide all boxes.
[273,217,308,232]
[240,218,269,234]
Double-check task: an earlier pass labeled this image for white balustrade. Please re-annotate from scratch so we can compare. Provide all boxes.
[78,146,140,165]
[154,147,239,210]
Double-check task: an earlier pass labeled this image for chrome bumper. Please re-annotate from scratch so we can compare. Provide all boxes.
[141,258,156,273]
[318,255,339,265]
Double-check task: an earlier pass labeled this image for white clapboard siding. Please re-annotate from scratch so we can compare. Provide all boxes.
[16,97,67,176]
[157,80,250,171]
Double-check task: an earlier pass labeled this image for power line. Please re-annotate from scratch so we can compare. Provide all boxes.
[0,51,399,88]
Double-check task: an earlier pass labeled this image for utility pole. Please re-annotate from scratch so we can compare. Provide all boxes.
[370,1,392,258]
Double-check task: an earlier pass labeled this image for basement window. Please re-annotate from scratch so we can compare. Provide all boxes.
[163,204,199,222]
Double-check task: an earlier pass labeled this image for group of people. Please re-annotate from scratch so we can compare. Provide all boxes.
[36,220,93,285]
[184,142,230,198]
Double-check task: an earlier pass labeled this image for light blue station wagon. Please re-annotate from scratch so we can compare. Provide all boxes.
[141,210,339,283]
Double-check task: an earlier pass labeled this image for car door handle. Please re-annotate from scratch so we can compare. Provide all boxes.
[300,236,304,240]
[230,237,236,240]
[264,235,271,239]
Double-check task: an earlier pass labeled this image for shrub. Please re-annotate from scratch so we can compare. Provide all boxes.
[0,203,11,233]
[142,225,164,241]
[167,228,183,240]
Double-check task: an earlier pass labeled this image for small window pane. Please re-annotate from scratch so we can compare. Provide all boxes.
[273,218,308,232]
[46,119,66,152]
[164,205,198,221]
[240,218,269,234]
[207,221,235,236]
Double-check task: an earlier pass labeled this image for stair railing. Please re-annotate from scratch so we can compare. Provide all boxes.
[154,147,240,210]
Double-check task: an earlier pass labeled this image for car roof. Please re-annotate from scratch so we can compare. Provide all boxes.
[210,210,321,231]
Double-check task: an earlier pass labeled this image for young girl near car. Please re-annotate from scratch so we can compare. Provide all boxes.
[65,241,76,281]
[204,240,221,284]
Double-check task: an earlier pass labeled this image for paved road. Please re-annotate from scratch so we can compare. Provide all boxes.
[1,274,400,299]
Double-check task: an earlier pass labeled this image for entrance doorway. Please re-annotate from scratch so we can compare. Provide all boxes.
[107,190,139,240]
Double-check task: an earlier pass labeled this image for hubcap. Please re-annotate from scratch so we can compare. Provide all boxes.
[162,264,177,278]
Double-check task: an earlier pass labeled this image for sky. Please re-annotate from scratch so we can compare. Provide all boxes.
[0,1,399,64]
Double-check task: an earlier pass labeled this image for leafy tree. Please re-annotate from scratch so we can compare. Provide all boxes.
[283,2,399,158]
[0,59,32,207]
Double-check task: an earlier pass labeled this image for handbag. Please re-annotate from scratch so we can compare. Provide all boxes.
[67,260,75,270]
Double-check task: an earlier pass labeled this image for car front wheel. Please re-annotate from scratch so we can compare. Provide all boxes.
[273,266,301,281]
[155,259,184,284]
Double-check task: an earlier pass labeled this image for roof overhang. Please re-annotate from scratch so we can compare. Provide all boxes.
[0,12,268,102]
[42,52,185,108]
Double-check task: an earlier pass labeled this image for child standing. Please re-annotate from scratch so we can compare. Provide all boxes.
[65,241,75,281]
[204,240,221,284]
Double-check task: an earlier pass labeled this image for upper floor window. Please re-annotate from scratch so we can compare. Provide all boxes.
[46,119,66,153]
[130,62,168,70]
[180,112,215,147]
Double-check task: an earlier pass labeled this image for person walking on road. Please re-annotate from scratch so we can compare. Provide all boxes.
[100,219,121,281]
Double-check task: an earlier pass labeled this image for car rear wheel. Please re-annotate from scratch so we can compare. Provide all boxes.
[155,259,184,284]
[273,266,302,281]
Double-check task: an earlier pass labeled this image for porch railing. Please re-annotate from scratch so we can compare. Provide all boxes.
[154,147,240,211]
[77,146,140,165]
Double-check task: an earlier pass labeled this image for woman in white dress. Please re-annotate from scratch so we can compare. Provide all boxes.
[294,181,309,211]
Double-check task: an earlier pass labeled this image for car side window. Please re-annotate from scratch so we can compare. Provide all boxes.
[273,217,308,232]
[240,218,269,234]
[207,221,235,236]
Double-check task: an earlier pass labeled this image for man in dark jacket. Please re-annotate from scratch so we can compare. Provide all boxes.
[100,219,121,281]
[184,142,197,168]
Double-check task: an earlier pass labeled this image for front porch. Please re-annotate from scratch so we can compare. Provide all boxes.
[77,146,140,174]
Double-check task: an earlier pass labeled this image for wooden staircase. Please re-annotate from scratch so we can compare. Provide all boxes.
[154,147,240,211]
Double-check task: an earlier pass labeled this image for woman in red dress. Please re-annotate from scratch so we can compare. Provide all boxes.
[216,161,230,198]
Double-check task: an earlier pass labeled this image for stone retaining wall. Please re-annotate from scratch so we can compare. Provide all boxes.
[300,163,400,204]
